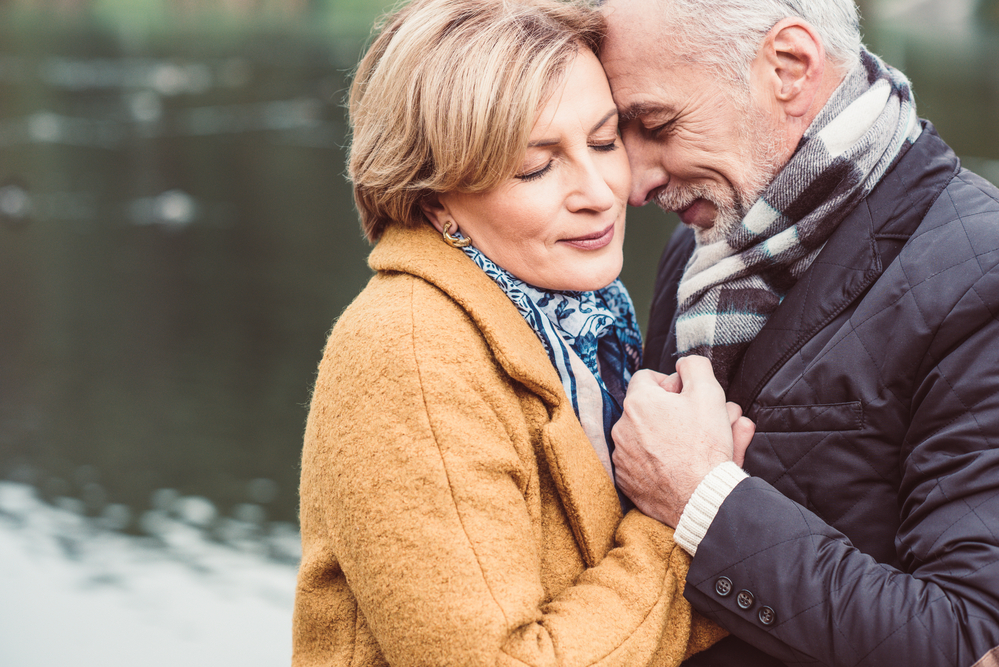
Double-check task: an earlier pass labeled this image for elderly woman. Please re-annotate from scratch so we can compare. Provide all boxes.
[293,1,749,665]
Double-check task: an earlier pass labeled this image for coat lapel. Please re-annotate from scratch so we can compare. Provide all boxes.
[370,224,622,566]
[725,201,882,409]
[727,124,959,410]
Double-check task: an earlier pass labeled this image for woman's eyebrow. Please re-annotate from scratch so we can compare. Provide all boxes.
[528,137,561,148]
[528,108,620,147]
[590,108,618,133]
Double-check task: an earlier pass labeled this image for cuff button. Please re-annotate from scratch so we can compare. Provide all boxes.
[714,577,733,597]
[736,589,755,610]
[759,606,776,626]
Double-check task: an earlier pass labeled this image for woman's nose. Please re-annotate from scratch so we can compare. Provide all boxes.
[567,157,616,213]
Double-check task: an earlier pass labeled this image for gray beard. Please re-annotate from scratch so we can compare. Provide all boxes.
[653,106,788,246]
[652,184,753,245]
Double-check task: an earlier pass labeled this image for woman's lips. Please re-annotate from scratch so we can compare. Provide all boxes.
[560,222,616,250]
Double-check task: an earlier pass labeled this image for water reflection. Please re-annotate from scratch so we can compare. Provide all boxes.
[0,26,365,536]
[0,95,331,150]
[0,1,997,664]
[0,480,296,666]
[129,189,199,228]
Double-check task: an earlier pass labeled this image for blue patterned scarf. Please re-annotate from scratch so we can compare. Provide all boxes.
[460,244,642,483]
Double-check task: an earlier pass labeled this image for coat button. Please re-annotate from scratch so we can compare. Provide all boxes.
[759,606,776,626]
[714,577,733,597]
[736,589,755,610]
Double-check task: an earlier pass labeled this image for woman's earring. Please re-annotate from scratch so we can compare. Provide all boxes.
[442,221,471,248]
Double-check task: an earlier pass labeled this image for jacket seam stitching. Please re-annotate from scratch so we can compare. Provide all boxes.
[406,278,513,633]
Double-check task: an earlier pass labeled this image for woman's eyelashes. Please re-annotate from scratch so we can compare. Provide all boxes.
[517,162,552,182]
[590,138,619,152]
[517,138,618,181]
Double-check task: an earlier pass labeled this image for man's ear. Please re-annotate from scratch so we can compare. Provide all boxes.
[753,18,826,119]
[418,193,449,235]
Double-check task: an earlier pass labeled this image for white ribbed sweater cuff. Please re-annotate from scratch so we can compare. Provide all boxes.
[674,462,749,557]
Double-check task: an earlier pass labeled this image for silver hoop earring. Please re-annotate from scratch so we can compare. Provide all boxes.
[442,221,471,248]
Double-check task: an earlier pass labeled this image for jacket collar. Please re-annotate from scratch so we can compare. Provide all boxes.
[727,122,960,409]
[370,223,564,405]
[369,223,622,565]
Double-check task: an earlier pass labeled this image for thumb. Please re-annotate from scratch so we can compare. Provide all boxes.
[675,355,724,401]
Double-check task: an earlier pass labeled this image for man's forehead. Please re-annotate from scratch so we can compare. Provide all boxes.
[599,0,681,86]
[600,48,693,117]
[601,0,666,53]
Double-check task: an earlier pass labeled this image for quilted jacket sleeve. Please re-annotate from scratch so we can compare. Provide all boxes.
[682,264,999,666]
[296,274,723,667]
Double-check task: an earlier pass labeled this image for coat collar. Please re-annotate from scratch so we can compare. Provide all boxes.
[727,122,960,409]
[370,223,564,405]
[369,223,622,565]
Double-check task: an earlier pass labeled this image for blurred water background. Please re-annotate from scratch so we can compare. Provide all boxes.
[0,0,997,664]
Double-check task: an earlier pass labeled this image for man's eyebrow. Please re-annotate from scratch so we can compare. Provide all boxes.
[619,102,671,122]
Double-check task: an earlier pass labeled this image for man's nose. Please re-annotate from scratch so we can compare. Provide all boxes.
[621,133,668,207]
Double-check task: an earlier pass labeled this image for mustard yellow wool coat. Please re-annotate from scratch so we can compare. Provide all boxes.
[293,223,725,667]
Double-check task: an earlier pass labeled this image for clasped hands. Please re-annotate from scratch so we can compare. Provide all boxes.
[612,356,755,528]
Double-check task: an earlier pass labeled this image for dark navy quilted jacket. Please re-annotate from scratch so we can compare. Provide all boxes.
[644,124,999,667]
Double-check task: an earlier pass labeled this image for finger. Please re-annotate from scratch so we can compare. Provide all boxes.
[642,369,672,385]
[726,401,743,425]
[732,416,756,468]
[658,372,682,394]
[628,368,664,390]
[626,369,676,397]
[675,355,724,401]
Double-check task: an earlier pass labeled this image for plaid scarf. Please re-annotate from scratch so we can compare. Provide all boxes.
[676,48,922,388]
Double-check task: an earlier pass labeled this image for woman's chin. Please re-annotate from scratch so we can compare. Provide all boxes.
[535,265,623,292]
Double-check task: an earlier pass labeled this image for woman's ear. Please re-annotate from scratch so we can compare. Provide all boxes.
[753,18,826,119]
[419,193,449,235]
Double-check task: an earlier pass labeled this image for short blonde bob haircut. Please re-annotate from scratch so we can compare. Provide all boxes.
[348,0,605,242]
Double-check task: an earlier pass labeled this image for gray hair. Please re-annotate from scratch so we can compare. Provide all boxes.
[658,0,862,88]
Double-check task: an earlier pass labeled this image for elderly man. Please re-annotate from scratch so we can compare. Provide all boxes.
[601,1,999,665]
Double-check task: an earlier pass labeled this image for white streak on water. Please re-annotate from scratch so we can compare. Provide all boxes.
[0,482,299,667]
[0,98,332,150]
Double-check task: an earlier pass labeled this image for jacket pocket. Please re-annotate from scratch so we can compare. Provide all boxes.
[752,401,864,433]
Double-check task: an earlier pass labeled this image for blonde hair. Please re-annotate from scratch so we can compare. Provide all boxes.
[348,0,605,242]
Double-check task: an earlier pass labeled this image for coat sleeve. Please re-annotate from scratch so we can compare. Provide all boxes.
[681,269,999,666]
[300,279,723,667]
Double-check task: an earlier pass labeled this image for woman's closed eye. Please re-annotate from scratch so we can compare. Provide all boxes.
[516,162,553,182]
[590,139,619,152]
[517,132,619,181]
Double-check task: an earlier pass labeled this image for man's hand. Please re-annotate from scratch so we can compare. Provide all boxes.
[612,356,752,527]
